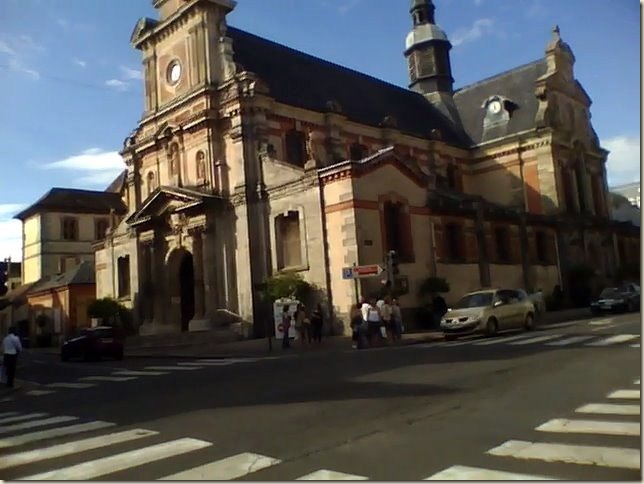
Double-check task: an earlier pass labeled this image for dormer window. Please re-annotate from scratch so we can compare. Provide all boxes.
[483,96,518,119]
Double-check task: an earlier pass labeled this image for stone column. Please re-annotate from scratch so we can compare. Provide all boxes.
[201,226,216,318]
[151,237,166,326]
[192,229,206,319]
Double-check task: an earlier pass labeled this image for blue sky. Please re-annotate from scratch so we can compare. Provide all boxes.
[0,0,640,260]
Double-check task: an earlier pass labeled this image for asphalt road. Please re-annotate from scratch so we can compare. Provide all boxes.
[0,312,640,481]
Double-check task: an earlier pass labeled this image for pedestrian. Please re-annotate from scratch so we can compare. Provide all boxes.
[311,304,324,344]
[281,305,292,350]
[350,303,363,349]
[432,293,448,328]
[2,327,22,389]
[366,298,382,346]
[294,304,311,345]
[391,298,403,340]
[381,297,393,341]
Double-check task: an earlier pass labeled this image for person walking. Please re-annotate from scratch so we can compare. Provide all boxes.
[380,297,393,341]
[366,298,382,346]
[310,304,324,344]
[281,305,292,350]
[2,327,22,389]
[391,298,403,341]
[294,304,311,346]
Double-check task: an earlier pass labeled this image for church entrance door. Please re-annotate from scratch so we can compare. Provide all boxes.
[179,252,195,332]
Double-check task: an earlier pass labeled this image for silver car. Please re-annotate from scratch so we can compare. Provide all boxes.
[440,288,536,341]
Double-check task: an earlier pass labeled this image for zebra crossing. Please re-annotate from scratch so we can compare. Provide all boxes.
[416,332,641,350]
[0,410,354,480]
[425,378,641,480]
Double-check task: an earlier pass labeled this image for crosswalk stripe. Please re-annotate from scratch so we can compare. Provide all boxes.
[545,335,595,346]
[536,418,640,436]
[0,421,115,449]
[112,370,169,376]
[160,452,281,480]
[474,334,537,346]
[196,358,257,364]
[424,465,555,480]
[0,412,47,425]
[585,334,639,347]
[0,416,78,435]
[296,469,368,480]
[21,437,212,480]
[0,428,158,471]
[509,334,561,345]
[575,403,640,416]
[78,376,138,382]
[0,412,19,418]
[177,362,235,367]
[608,390,640,400]
[635,380,640,385]
[486,440,640,469]
[25,390,56,396]
[46,382,96,389]
[631,343,640,348]
[144,366,202,371]
[437,338,481,347]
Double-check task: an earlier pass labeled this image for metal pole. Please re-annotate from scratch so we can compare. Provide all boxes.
[353,262,360,305]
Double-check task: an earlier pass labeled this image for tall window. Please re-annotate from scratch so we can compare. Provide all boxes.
[285,130,306,167]
[275,211,302,269]
[444,223,463,261]
[446,163,457,190]
[383,202,403,254]
[95,218,109,240]
[61,217,79,241]
[591,175,604,216]
[575,166,586,212]
[562,169,576,213]
[535,231,547,264]
[349,143,367,161]
[494,226,510,262]
[117,256,131,298]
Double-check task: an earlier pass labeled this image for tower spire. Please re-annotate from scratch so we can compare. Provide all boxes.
[410,0,435,26]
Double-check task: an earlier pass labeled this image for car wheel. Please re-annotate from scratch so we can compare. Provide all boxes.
[485,318,498,337]
[524,313,535,331]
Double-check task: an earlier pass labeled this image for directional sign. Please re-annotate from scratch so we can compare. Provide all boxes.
[342,264,385,280]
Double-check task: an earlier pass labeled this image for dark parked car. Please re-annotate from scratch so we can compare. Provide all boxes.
[590,284,641,315]
[61,326,124,361]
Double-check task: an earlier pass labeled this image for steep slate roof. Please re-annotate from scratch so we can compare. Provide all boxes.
[105,169,127,194]
[453,59,547,145]
[227,27,464,144]
[14,188,127,221]
[29,261,95,295]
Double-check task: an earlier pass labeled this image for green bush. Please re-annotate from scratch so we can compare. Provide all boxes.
[260,273,313,303]
[87,298,135,336]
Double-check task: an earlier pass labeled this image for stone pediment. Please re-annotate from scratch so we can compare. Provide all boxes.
[126,186,221,227]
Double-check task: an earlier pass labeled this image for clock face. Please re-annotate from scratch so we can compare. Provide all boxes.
[489,100,502,114]
[167,61,182,85]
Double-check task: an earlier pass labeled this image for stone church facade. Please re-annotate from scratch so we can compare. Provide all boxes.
[94,0,639,337]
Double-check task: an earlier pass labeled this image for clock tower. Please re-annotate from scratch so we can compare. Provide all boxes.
[404,0,462,128]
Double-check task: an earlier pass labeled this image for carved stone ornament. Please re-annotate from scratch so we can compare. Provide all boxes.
[170,212,188,234]
[305,129,327,168]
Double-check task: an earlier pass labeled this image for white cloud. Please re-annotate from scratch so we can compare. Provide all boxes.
[41,148,126,188]
[0,34,42,79]
[120,66,142,80]
[0,204,25,217]
[0,40,16,56]
[16,34,45,52]
[56,17,94,33]
[105,79,128,91]
[0,219,22,261]
[451,18,496,47]
[8,58,39,80]
[604,135,641,186]
[73,57,87,68]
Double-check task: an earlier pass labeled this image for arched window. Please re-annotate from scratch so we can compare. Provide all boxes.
[275,211,302,269]
[147,171,156,195]
[285,130,306,167]
[196,151,206,181]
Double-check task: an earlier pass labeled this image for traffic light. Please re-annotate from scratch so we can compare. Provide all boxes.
[385,250,400,287]
[0,259,8,297]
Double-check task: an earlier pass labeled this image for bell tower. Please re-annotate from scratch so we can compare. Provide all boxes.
[404,0,461,127]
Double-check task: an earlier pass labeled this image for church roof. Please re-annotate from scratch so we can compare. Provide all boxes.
[105,169,127,193]
[14,188,127,221]
[28,261,96,295]
[227,27,464,144]
[453,59,548,145]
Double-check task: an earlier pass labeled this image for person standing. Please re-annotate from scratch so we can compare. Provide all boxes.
[2,327,22,388]
[310,304,324,344]
[391,298,403,341]
[281,305,292,350]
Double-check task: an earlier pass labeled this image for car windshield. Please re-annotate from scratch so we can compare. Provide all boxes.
[600,288,619,299]
[455,293,493,309]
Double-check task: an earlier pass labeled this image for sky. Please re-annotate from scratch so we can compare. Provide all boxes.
[0,0,640,261]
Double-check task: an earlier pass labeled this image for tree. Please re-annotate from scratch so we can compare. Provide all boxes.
[259,273,313,303]
[87,298,134,335]
[417,277,450,301]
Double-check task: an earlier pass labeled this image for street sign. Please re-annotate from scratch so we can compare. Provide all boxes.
[342,264,385,280]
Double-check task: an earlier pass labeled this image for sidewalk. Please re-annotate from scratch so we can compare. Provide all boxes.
[28,307,591,360]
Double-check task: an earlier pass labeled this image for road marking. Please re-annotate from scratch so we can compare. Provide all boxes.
[21,437,212,480]
[576,403,640,416]
[424,465,555,480]
[160,452,281,480]
[46,382,96,389]
[0,416,78,435]
[25,390,56,396]
[296,469,368,480]
[635,379,640,385]
[0,421,115,449]
[631,343,640,348]
[436,338,481,347]
[144,366,202,371]
[585,334,639,346]
[487,440,640,469]
[112,370,169,376]
[509,334,562,345]
[177,361,236,367]
[545,335,595,346]
[78,376,138,382]
[0,412,18,418]
[536,418,640,436]
[541,321,579,330]
[608,390,640,399]
[589,318,614,326]
[591,324,622,332]
[0,428,158,471]
[0,412,47,425]
[474,334,537,346]
[197,358,257,364]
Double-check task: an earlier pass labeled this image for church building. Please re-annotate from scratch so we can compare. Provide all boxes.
[94,0,640,337]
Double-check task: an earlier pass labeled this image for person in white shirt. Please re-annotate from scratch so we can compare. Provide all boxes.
[2,327,22,388]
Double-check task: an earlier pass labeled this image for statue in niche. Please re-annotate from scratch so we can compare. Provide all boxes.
[305,129,327,169]
[196,151,206,180]
[169,144,180,176]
